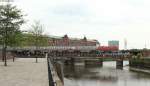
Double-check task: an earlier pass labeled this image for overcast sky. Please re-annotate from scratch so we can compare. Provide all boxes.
[6,0,150,49]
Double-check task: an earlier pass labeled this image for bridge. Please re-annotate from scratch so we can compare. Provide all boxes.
[1,46,131,69]
[45,51,131,86]
[45,49,131,70]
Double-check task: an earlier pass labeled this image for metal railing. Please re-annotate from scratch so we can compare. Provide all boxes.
[8,46,97,51]
[46,53,56,86]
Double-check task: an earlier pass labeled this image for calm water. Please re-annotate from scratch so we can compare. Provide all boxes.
[64,61,150,86]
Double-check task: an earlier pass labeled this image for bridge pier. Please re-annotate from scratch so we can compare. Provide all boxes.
[84,58,103,67]
[74,58,85,66]
[116,59,123,69]
[64,60,69,65]
[64,57,104,67]
[64,57,74,66]
[99,58,103,67]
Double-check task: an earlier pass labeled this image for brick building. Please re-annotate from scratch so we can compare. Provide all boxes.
[48,35,99,47]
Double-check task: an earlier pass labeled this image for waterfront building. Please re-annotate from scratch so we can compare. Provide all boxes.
[48,35,99,46]
[48,35,100,51]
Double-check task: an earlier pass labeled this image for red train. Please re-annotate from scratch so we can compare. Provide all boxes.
[97,46,119,52]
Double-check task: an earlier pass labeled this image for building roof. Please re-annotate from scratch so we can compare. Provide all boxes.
[47,35,61,39]
[47,35,99,43]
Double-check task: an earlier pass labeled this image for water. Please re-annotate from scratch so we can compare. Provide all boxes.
[64,61,150,86]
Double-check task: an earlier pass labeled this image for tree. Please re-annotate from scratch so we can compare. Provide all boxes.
[0,4,25,66]
[29,21,48,63]
[9,31,23,62]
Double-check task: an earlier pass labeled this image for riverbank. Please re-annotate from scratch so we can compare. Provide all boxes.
[102,58,128,61]
[102,58,115,61]
[130,67,150,74]
[129,58,150,74]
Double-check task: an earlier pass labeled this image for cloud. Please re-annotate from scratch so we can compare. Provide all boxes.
[51,3,88,17]
[11,0,150,49]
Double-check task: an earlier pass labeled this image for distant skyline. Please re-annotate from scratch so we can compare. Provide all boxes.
[4,0,150,49]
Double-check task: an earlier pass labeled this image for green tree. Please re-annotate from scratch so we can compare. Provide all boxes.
[29,21,48,63]
[9,31,23,62]
[20,33,33,46]
[0,4,25,66]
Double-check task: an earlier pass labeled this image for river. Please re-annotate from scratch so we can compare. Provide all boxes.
[64,61,150,86]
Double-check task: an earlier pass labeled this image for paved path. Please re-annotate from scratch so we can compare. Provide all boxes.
[0,58,49,86]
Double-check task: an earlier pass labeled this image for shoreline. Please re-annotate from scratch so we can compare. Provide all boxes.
[130,67,150,74]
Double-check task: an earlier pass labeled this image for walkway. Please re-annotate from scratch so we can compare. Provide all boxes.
[0,58,49,86]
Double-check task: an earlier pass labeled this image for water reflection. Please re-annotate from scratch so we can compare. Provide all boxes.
[64,65,118,82]
[64,61,150,86]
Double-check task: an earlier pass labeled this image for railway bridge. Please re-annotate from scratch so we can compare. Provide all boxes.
[3,46,131,69]
[47,51,131,69]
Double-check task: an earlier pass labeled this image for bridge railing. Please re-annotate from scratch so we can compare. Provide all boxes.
[46,54,56,86]
[47,53,64,86]
[7,46,97,51]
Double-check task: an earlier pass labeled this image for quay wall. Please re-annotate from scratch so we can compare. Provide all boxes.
[129,58,150,73]
[129,58,150,69]
[130,67,150,74]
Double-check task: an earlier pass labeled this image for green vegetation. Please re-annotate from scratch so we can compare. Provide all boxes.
[0,4,49,66]
[130,58,150,69]
[27,21,48,63]
[102,58,116,61]
[0,4,25,66]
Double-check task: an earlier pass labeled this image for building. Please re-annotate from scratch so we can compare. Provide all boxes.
[96,40,119,52]
[97,46,119,52]
[108,40,119,47]
[48,35,100,51]
[108,40,119,50]
[48,35,99,46]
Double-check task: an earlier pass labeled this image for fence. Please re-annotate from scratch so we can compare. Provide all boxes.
[46,54,55,86]
[46,53,64,86]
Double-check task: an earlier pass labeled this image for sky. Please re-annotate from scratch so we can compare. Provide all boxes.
[2,0,150,49]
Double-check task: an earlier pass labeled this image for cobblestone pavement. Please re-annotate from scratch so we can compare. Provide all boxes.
[0,58,49,86]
